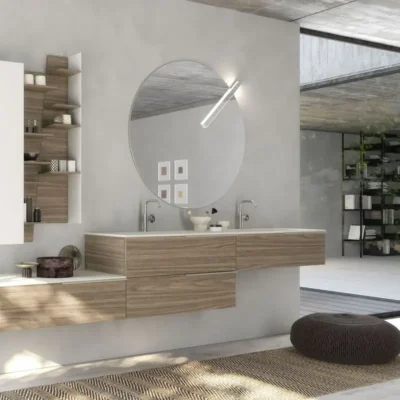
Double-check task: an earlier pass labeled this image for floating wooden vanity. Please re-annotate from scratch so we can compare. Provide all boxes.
[86,229,326,319]
[0,229,324,332]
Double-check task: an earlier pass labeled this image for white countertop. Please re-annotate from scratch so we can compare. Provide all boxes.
[85,228,325,238]
[0,270,126,288]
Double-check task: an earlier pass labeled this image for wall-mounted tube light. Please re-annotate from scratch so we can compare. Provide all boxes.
[201,80,241,129]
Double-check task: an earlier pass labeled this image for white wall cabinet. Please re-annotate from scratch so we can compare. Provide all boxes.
[0,61,24,244]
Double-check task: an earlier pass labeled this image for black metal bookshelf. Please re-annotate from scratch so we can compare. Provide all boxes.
[342,131,400,258]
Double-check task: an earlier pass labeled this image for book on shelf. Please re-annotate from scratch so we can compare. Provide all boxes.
[348,225,366,240]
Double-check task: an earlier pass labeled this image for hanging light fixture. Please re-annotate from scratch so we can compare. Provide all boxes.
[201,80,241,128]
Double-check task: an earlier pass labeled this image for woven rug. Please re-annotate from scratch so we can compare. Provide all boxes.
[1,348,400,400]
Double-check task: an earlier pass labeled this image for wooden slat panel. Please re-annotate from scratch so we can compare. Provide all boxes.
[0,281,126,332]
[127,272,236,318]
[85,235,126,276]
[126,236,236,278]
[236,233,326,270]
[36,174,68,222]
[46,55,68,74]
[24,223,34,242]
[45,57,68,107]
[40,131,68,159]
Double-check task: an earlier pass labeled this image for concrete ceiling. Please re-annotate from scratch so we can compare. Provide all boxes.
[188,0,400,49]
[131,61,228,120]
[300,65,400,133]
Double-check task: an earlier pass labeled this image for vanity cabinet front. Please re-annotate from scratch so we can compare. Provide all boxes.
[126,236,236,277]
[236,233,325,270]
[127,272,236,318]
[0,281,126,332]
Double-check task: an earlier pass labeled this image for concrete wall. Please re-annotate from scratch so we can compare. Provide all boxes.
[300,35,400,84]
[300,131,342,257]
[0,0,300,373]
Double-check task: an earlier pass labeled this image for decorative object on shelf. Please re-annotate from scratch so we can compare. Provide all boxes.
[383,239,391,255]
[23,201,27,223]
[50,159,59,172]
[187,210,211,232]
[24,197,33,223]
[174,183,188,205]
[58,245,83,270]
[365,229,377,240]
[37,257,74,278]
[383,209,395,225]
[24,152,40,162]
[24,74,34,85]
[174,159,188,181]
[59,160,67,172]
[157,161,171,182]
[34,75,46,86]
[33,208,42,223]
[16,262,38,278]
[32,120,39,133]
[210,225,223,232]
[67,160,76,172]
[217,220,230,231]
[362,196,372,210]
[25,120,31,133]
[157,184,171,204]
[348,225,365,240]
[54,114,72,125]
[344,194,357,210]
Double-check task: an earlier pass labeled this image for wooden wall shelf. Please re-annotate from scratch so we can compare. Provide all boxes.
[40,172,80,175]
[44,123,80,130]
[23,53,82,241]
[24,84,57,92]
[24,161,51,166]
[46,103,80,111]
[24,133,54,138]
[51,68,81,77]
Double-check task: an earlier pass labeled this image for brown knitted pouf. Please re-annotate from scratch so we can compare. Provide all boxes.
[291,313,400,365]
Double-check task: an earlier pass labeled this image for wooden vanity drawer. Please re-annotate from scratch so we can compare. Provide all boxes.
[0,281,126,332]
[126,236,236,277]
[127,272,236,318]
[236,233,325,270]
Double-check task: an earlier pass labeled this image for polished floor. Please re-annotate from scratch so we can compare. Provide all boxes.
[1,324,400,399]
[301,257,400,301]
[301,289,400,317]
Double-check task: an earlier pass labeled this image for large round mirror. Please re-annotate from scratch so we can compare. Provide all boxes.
[129,61,245,209]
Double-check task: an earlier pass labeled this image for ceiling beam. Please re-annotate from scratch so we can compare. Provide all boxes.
[301,64,400,92]
[300,28,400,54]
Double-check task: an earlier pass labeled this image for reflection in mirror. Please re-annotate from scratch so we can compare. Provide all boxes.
[129,61,245,209]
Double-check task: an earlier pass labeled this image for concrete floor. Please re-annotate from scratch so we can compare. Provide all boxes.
[301,257,400,301]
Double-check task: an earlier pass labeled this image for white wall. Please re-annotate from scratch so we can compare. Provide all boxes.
[0,0,299,374]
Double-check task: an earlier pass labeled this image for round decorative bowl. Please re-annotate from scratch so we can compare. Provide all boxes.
[190,216,211,232]
[37,257,74,278]
[24,152,40,162]
[217,221,230,231]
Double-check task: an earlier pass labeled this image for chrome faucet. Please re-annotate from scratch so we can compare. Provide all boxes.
[238,200,257,229]
[143,199,161,232]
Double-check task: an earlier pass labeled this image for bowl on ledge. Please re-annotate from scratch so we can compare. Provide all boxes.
[24,152,40,162]
[190,216,211,232]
